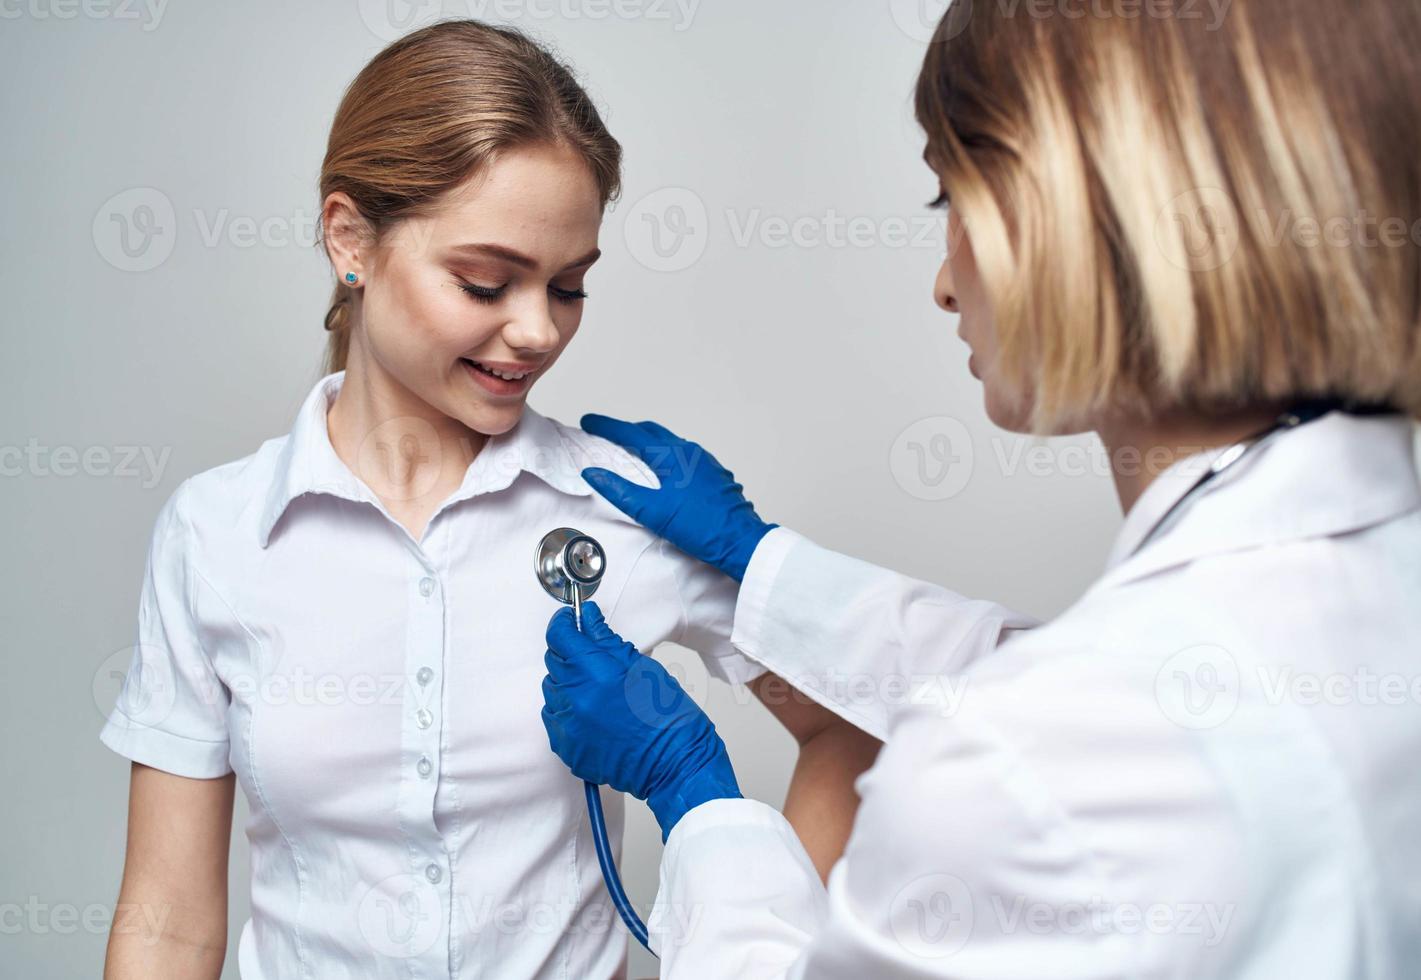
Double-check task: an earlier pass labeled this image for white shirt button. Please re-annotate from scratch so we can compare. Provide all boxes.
[415,708,434,729]
[417,755,432,778]
[419,576,435,597]
[425,863,442,884]
[416,666,434,686]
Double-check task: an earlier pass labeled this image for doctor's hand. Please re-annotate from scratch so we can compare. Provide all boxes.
[541,601,742,841]
[580,414,776,582]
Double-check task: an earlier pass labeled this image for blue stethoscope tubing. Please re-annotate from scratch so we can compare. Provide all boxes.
[572,594,655,955]
[584,779,652,952]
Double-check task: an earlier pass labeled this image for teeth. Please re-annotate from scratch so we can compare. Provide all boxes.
[467,359,531,381]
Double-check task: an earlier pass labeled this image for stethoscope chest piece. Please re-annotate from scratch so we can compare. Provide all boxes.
[535,527,606,604]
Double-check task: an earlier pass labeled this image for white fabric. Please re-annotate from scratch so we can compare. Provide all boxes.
[653,411,1421,979]
[99,370,770,980]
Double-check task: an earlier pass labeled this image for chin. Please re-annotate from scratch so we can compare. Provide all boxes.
[439,383,524,438]
[465,402,526,437]
[982,383,1034,434]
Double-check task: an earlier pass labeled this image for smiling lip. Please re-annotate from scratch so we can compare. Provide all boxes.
[461,358,540,397]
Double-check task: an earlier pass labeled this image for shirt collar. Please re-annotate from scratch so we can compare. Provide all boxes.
[1101,410,1420,586]
[257,371,591,548]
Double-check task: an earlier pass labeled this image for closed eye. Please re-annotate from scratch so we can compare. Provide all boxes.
[457,279,587,305]
[927,190,951,210]
[550,284,588,304]
[458,280,506,304]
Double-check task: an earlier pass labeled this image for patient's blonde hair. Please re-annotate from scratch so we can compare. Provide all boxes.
[916,0,1421,431]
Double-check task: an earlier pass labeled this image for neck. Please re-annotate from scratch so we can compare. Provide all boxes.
[326,337,488,507]
[1097,404,1286,513]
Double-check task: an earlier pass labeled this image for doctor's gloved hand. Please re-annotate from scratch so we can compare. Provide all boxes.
[541,601,742,841]
[580,414,776,582]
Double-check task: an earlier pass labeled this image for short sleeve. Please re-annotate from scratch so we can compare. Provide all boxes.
[659,539,769,687]
[99,479,234,779]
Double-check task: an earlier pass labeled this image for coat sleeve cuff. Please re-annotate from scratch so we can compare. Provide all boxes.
[731,528,890,741]
[652,797,826,964]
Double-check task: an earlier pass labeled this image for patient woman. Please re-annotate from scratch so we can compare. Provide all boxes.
[97,20,879,980]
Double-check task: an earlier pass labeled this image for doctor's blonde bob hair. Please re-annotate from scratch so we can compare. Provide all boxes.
[916,0,1421,432]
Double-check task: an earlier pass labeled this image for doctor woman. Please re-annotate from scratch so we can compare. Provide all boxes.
[540,0,1421,975]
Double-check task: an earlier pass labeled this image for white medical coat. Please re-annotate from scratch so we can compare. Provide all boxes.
[652,410,1421,979]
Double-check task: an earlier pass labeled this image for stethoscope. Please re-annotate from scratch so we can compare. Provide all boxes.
[534,528,655,954]
[1129,398,1391,557]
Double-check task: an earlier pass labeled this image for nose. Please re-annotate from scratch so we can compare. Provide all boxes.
[934,257,959,314]
[502,298,561,354]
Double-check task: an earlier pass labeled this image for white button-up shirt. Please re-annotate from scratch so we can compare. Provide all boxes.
[98,370,769,979]
[651,410,1421,978]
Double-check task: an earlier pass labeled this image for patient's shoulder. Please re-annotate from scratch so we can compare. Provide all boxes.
[536,411,659,488]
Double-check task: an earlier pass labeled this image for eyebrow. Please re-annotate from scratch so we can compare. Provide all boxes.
[446,242,602,271]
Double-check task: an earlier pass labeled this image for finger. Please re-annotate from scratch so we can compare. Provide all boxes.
[540,705,567,746]
[582,413,661,454]
[545,606,592,659]
[582,599,633,653]
[571,596,628,647]
[581,467,658,523]
[541,672,571,714]
[636,419,686,445]
[575,601,619,644]
[583,415,686,484]
[546,603,623,657]
[544,645,574,678]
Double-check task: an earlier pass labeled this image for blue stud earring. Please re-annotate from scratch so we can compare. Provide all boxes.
[344,271,359,285]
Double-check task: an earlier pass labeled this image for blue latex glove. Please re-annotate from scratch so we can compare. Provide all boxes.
[541,601,742,841]
[580,414,776,582]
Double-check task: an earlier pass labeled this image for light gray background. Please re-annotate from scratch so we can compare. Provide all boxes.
[7,1,1366,976]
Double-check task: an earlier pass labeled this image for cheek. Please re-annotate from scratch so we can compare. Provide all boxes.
[951,254,996,357]
[976,329,1035,432]
[370,267,503,359]
[551,303,584,344]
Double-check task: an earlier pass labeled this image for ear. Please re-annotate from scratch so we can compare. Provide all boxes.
[321,191,371,282]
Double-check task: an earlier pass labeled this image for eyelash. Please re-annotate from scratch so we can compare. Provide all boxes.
[927,191,951,210]
[457,281,588,305]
